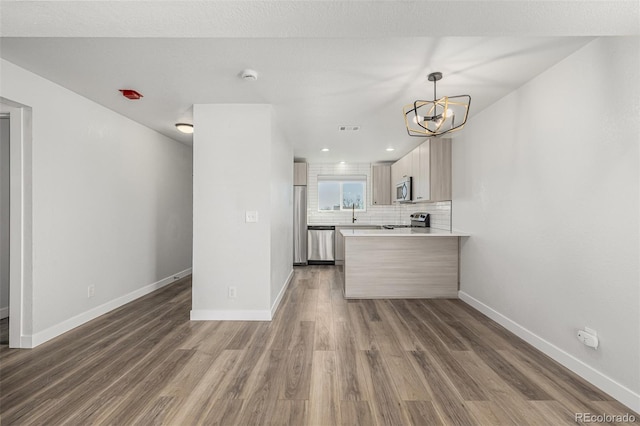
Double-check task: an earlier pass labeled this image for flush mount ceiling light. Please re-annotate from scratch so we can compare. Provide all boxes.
[175,123,194,134]
[321,148,330,152]
[403,72,471,137]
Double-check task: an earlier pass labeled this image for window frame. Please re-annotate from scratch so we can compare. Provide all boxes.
[317,175,367,212]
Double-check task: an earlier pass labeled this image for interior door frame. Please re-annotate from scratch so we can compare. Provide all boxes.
[1,99,33,348]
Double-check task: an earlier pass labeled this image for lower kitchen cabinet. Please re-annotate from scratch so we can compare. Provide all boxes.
[335,225,381,264]
[343,235,460,298]
[336,227,346,263]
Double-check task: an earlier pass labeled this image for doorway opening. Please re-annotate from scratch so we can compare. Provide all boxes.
[1,99,33,348]
[0,113,9,344]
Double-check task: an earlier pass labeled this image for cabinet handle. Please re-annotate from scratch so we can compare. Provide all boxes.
[417,197,422,199]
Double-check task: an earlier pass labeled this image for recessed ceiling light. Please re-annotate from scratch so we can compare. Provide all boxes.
[321,148,329,152]
[339,161,346,164]
[175,123,194,134]
[386,148,395,152]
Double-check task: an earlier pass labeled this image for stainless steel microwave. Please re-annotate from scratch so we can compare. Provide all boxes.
[395,177,412,202]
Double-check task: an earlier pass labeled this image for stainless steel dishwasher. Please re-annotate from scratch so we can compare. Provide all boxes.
[307,226,335,265]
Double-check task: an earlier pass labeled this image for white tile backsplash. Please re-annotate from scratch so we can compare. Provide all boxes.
[306,163,451,230]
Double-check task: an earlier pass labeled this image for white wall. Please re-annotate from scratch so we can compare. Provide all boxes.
[270,117,294,310]
[453,37,640,411]
[0,117,9,319]
[192,104,293,320]
[0,59,193,345]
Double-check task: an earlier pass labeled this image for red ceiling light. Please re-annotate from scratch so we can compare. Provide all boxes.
[119,89,143,100]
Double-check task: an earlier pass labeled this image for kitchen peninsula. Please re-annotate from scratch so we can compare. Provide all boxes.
[341,228,469,298]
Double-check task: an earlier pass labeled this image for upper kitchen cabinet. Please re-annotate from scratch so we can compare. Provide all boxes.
[390,153,412,201]
[371,164,391,205]
[392,153,412,181]
[294,162,308,186]
[392,138,451,203]
[414,138,452,202]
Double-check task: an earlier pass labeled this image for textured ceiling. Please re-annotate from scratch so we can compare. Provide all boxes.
[1,1,637,163]
[2,1,638,38]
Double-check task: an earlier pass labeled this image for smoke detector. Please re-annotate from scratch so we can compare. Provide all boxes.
[240,69,258,81]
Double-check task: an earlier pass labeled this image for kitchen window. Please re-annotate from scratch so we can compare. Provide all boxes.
[317,175,366,211]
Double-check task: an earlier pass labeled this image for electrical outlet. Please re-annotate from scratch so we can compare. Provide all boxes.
[577,328,599,349]
[87,285,95,298]
[228,286,237,299]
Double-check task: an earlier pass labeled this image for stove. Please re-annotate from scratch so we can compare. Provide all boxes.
[383,213,430,229]
[410,212,430,227]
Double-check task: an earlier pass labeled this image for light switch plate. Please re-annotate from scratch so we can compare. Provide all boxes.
[245,211,258,223]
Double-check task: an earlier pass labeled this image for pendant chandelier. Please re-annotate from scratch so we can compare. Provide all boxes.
[403,72,471,137]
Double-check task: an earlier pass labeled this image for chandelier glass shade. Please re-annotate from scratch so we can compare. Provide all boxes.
[403,72,471,137]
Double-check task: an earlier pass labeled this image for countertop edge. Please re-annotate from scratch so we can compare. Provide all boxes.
[340,228,470,237]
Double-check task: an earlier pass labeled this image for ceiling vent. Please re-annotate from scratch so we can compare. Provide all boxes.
[339,125,360,132]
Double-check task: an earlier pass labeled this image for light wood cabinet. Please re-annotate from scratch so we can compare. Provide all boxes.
[413,141,430,201]
[335,226,381,264]
[391,162,400,202]
[371,164,391,205]
[343,235,459,298]
[391,138,451,203]
[411,147,424,200]
[335,227,346,263]
[390,153,412,202]
[294,162,307,185]
[396,154,412,179]
[428,138,452,201]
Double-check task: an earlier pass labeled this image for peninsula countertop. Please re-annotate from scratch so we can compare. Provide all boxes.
[340,227,469,237]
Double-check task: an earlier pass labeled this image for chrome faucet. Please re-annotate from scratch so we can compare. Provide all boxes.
[352,203,357,223]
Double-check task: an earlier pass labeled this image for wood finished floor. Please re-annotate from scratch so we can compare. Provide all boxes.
[0,318,8,346]
[0,266,636,425]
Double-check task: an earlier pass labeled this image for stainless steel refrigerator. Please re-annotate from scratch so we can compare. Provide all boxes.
[293,185,307,265]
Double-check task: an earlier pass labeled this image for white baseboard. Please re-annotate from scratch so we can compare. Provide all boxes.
[190,269,295,322]
[459,291,640,414]
[29,268,192,348]
[271,269,294,317]
[0,306,8,319]
[190,309,271,321]
[20,334,32,348]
